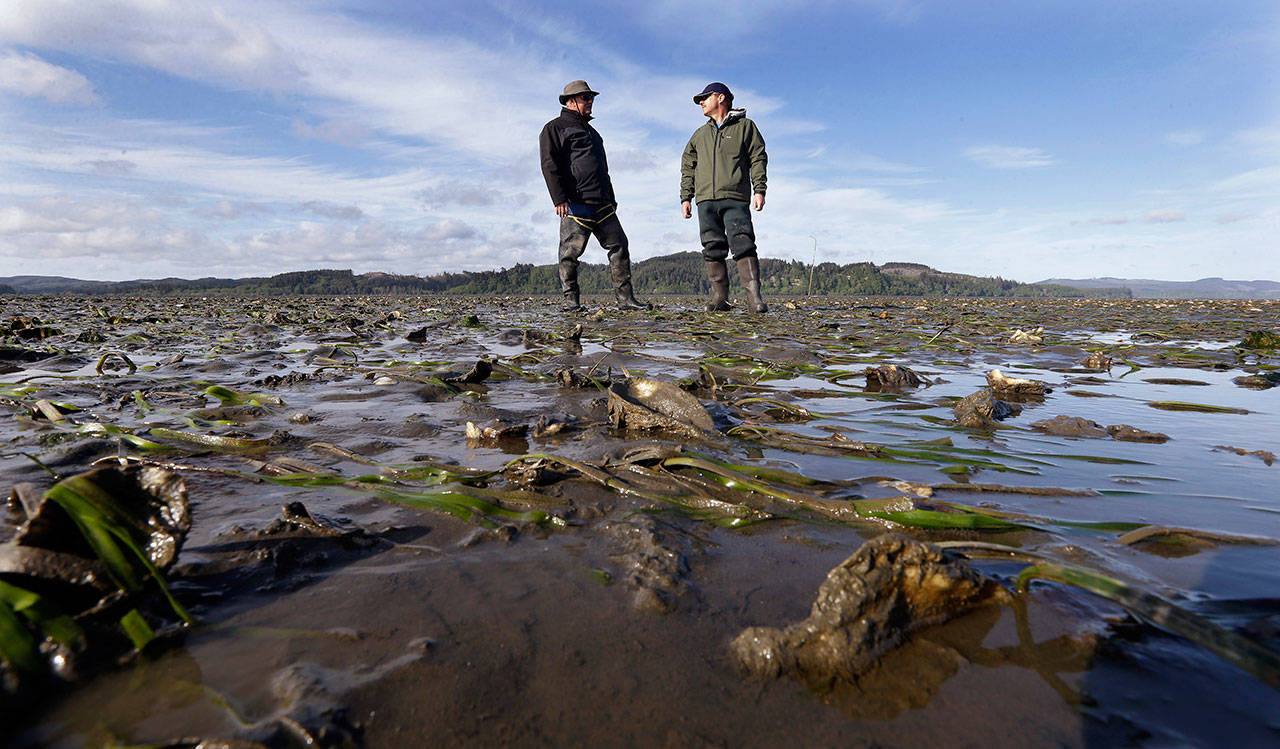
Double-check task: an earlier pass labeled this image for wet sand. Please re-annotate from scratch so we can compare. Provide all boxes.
[3,295,1278,746]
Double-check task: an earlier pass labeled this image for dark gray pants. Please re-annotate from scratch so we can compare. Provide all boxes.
[558,212,630,295]
[696,198,757,262]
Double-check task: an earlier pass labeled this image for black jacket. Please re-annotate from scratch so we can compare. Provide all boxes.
[539,108,616,206]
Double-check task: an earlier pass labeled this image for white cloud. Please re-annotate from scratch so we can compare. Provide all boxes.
[0,197,158,236]
[292,118,373,147]
[423,218,476,242]
[237,217,535,274]
[0,1,1275,285]
[416,182,526,209]
[638,0,922,37]
[964,145,1057,169]
[0,1,301,92]
[0,117,432,210]
[1141,209,1185,223]
[255,2,818,160]
[0,192,527,278]
[1165,130,1205,146]
[244,221,407,263]
[299,201,364,220]
[0,204,81,234]
[79,159,137,176]
[1211,165,1280,196]
[800,186,954,223]
[198,200,273,220]
[845,153,927,174]
[0,0,819,196]
[490,224,542,253]
[1233,125,1280,159]
[0,49,99,105]
[0,195,227,276]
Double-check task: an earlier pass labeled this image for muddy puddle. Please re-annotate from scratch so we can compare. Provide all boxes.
[2,295,1279,746]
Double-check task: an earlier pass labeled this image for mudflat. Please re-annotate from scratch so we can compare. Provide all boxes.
[3,294,1278,747]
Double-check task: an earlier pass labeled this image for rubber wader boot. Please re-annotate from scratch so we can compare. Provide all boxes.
[705,260,731,311]
[560,260,583,311]
[610,253,650,310]
[737,256,768,313]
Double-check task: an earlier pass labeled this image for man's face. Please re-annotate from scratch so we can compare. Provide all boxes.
[699,92,722,117]
[573,93,594,115]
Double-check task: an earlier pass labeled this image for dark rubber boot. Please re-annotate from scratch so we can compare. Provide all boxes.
[610,252,650,310]
[560,260,583,311]
[705,260,731,311]
[615,283,649,310]
[737,256,768,313]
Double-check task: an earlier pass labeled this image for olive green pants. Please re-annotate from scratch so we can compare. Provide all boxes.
[696,199,757,262]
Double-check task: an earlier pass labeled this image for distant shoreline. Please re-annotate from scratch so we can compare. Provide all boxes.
[5,255,1278,299]
[1,253,1127,299]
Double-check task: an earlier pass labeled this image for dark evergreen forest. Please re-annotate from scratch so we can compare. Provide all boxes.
[3,252,1130,298]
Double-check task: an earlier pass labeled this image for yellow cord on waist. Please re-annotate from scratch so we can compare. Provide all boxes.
[568,203,616,228]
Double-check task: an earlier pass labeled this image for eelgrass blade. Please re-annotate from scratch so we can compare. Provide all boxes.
[148,427,277,452]
[199,384,284,408]
[1017,563,1280,691]
[1147,400,1249,415]
[0,598,42,673]
[119,608,156,650]
[666,453,1029,530]
[375,486,557,526]
[857,506,1026,530]
[77,422,171,451]
[681,451,824,487]
[0,579,85,649]
[44,478,194,624]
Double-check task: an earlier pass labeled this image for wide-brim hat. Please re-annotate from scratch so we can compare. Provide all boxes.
[560,80,600,104]
[694,82,733,104]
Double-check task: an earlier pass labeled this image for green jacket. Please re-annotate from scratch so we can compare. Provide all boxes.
[680,109,767,203]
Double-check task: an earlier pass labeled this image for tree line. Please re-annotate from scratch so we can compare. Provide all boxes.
[5,252,1130,298]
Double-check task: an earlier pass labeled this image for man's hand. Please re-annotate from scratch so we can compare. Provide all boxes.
[681,200,692,219]
[752,193,765,211]
[555,202,569,217]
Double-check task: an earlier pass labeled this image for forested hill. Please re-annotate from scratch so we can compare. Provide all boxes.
[1037,276,1280,300]
[1,253,1127,298]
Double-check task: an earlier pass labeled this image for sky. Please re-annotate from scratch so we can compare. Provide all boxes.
[1,0,1277,283]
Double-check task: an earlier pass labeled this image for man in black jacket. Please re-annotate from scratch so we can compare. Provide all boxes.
[539,80,648,311]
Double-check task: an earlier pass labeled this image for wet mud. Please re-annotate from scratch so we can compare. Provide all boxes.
[2,294,1279,746]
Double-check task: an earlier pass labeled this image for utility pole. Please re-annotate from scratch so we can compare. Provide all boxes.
[807,235,818,296]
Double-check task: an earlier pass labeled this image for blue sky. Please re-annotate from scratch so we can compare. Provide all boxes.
[1,0,1277,282]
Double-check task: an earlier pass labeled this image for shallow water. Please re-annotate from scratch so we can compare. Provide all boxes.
[2,294,1278,746]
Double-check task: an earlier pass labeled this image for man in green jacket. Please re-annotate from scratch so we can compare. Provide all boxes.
[680,82,768,313]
